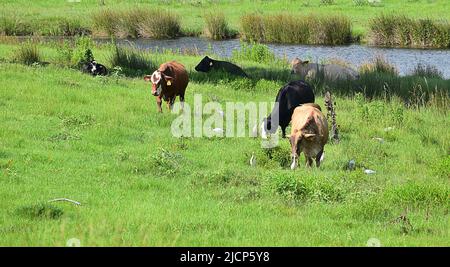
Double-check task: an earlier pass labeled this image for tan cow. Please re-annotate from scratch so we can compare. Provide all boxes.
[144,61,189,112]
[289,103,328,169]
[291,58,359,81]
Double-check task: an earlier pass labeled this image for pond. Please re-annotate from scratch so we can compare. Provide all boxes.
[111,37,450,79]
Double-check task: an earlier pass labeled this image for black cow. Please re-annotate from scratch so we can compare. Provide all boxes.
[82,60,108,76]
[194,56,248,77]
[260,80,315,138]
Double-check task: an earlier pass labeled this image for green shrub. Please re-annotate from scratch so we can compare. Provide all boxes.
[12,41,40,65]
[71,36,94,68]
[204,12,233,40]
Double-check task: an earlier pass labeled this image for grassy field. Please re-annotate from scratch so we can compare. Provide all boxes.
[0,41,449,246]
[1,0,450,42]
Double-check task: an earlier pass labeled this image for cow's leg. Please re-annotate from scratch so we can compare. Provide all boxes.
[156,96,162,113]
[315,149,324,168]
[179,94,185,112]
[167,97,176,111]
[305,157,313,168]
[281,126,286,138]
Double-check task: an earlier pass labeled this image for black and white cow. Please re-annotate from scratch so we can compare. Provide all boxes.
[82,60,108,76]
[256,80,315,138]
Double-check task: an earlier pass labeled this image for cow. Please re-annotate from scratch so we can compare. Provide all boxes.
[289,103,328,170]
[82,60,108,76]
[195,56,248,77]
[255,80,315,138]
[144,61,189,113]
[291,58,359,81]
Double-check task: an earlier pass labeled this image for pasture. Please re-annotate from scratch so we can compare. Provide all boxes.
[0,40,449,246]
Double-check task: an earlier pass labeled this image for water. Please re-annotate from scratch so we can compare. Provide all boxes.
[111,37,450,78]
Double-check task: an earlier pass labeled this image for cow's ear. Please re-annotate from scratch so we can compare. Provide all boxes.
[302,60,309,65]
[163,74,174,86]
[143,75,152,82]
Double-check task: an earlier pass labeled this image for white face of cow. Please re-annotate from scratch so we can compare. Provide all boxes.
[151,70,163,96]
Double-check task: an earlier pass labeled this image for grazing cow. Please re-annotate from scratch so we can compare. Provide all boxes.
[257,80,315,138]
[144,61,189,112]
[195,56,248,77]
[82,60,108,76]
[289,103,328,169]
[291,58,359,81]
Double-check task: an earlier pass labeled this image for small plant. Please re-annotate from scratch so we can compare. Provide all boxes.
[204,12,233,40]
[152,148,183,175]
[12,41,40,65]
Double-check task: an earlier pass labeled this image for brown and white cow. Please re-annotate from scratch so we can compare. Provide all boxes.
[144,61,189,112]
[289,103,328,169]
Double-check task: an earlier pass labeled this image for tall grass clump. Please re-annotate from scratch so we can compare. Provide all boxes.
[108,44,156,76]
[370,14,450,48]
[204,12,233,40]
[93,8,181,39]
[411,64,443,79]
[12,41,41,65]
[240,13,352,45]
[92,9,121,37]
[359,55,398,76]
[138,10,181,39]
[0,12,35,35]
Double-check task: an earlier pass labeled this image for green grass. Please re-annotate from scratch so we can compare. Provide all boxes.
[0,0,449,44]
[0,42,449,246]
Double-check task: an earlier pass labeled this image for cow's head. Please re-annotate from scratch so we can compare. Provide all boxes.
[290,57,310,75]
[144,68,174,96]
[195,56,214,72]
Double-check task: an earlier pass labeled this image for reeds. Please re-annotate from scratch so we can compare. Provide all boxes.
[204,12,233,40]
[240,13,352,45]
[370,14,450,48]
[92,8,181,39]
